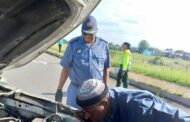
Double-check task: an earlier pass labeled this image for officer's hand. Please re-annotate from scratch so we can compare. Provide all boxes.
[121,71,125,76]
[75,111,91,122]
[55,89,63,102]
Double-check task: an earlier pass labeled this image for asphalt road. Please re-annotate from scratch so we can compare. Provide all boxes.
[1,53,190,114]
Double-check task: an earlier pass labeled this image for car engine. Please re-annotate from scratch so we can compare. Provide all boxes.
[0,83,87,122]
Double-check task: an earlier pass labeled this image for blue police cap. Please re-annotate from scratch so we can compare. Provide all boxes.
[82,16,98,35]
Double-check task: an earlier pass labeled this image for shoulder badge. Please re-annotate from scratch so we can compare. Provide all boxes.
[77,49,81,54]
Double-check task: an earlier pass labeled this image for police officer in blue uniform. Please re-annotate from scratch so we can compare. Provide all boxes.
[55,16,111,108]
[77,79,190,122]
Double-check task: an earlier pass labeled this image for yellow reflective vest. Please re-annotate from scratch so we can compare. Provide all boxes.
[120,49,131,71]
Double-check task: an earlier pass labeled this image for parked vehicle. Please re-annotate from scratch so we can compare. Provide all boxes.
[0,0,101,121]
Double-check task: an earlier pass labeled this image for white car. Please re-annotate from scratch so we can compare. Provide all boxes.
[0,0,101,121]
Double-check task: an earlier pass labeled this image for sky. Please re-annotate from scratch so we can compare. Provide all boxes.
[65,0,190,52]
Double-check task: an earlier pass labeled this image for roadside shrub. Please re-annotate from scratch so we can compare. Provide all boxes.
[148,57,163,65]
[111,61,120,67]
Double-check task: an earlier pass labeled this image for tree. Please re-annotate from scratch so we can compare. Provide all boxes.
[108,42,114,49]
[138,40,149,53]
[131,47,139,53]
[63,39,68,44]
[108,42,121,51]
[148,47,162,56]
[165,48,173,52]
[175,50,186,54]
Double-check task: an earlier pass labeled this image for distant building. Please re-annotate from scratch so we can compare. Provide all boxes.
[175,53,183,58]
[183,53,190,61]
[163,51,176,58]
[143,50,155,56]
[163,51,189,60]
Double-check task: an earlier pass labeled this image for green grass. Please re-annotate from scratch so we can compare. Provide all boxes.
[131,62,190,87]
[49,44,190,87]
[110,49,190,87]
[48,44,67,54]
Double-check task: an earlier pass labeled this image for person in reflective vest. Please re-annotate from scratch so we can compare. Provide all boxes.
[116,42,131,88]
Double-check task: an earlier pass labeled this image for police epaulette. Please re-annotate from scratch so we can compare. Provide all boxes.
[99,37,108,43]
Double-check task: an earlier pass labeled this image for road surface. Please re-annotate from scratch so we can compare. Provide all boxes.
[1,53,190,114]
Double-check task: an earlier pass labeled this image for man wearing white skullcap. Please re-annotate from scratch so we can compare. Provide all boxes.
[76,79,190,122]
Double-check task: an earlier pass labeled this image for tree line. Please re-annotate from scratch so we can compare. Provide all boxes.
[109,40,190,57]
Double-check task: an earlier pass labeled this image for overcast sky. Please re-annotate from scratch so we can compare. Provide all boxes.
[65,0,190,52]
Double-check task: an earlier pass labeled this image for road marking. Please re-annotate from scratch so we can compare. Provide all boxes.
[32,60,59,65]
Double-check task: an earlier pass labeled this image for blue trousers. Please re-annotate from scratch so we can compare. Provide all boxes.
[67,83,81,109]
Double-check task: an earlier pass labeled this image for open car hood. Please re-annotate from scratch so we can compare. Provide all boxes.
[0,0,101,73]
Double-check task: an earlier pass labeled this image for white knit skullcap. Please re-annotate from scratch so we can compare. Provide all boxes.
[76,79,108,107]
